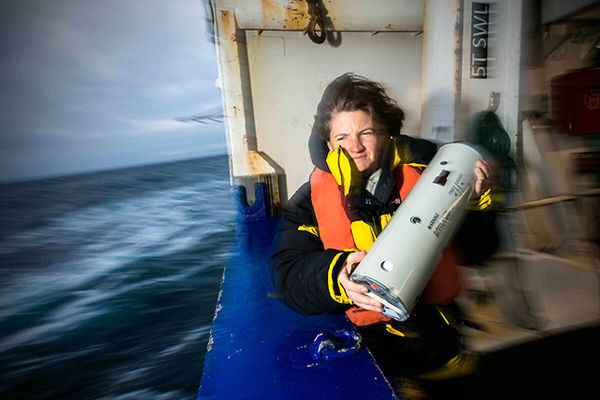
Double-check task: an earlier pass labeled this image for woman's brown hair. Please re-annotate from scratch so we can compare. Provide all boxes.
[313,73,405,141]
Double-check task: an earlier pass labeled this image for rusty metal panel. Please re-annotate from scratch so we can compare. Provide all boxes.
[213,8,279,185]
[215,0,424,31]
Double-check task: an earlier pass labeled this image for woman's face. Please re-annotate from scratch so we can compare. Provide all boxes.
[327,110,390,176]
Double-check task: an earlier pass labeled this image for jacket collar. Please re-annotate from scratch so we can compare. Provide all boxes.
[308,130,331,172]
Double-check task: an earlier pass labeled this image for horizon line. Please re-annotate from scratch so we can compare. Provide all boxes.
[0,151,229,185]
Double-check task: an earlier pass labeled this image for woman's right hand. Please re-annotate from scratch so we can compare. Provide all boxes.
[338,251,384,313]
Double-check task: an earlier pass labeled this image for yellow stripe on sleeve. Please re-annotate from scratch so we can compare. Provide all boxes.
[404,162,428,169]
[327,252,353,305]
[298,225,319,237]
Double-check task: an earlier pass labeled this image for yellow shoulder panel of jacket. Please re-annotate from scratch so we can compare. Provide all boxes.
[298,225,319,237]
[327,252,353,305]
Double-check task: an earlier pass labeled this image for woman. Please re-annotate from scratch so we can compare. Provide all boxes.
[269,73,498,376]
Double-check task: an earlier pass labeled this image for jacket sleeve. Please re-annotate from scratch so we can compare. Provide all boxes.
[269,182,353,315]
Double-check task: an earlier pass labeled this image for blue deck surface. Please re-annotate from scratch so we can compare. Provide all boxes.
[197,205,399,399]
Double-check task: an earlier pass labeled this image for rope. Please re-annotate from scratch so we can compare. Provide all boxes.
[501,188,600,211]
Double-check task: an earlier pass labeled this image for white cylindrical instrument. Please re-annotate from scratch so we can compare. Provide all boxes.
[350,143,484,321]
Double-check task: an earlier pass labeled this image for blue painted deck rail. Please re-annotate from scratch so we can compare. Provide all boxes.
[197,184,398,399]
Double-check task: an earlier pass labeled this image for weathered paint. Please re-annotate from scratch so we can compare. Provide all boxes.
[284,0,308,30]
[261,0,309,30]
[213,6,280,200]
[215,0,424,31]
[261,0,282,27]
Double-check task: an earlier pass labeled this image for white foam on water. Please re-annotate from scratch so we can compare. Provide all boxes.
[0,180,234,353]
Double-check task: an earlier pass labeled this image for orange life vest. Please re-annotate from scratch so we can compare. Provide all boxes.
[310,164,461,326]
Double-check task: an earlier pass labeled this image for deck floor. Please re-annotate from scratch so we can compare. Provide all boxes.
[406,253,600,399]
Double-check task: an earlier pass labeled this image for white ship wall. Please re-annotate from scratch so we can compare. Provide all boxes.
[211,0,526,202]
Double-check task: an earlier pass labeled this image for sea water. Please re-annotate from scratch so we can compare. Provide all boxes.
[0,155,235,400]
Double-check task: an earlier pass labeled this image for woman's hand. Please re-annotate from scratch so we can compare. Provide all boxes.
[473,160,497,197]
[338,251,384,313]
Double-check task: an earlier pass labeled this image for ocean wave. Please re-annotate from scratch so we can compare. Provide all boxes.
[0,156,233,399]
[94,388,187,400]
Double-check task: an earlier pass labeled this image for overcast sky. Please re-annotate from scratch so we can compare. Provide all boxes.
[0,0,225,183]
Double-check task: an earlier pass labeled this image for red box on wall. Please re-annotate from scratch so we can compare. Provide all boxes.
[551,68,600,135]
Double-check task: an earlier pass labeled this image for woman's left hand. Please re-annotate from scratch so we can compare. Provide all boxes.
[473,160,497,197]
